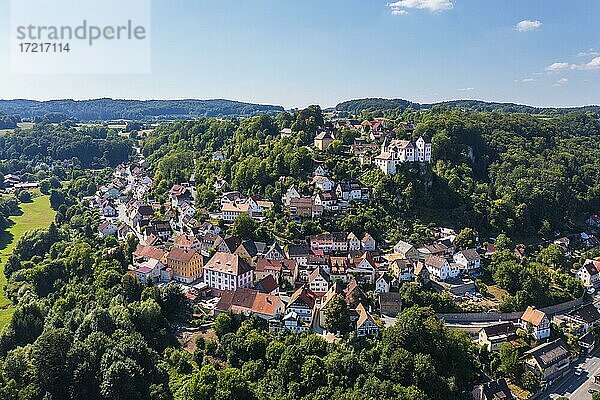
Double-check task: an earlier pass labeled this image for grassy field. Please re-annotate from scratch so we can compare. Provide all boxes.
[0,196,55,329]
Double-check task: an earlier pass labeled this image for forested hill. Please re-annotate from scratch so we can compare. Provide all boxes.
[336,97,600,116]
[0,98,284,121]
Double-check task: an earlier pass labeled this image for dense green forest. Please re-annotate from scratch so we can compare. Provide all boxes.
[335,97,600,117]
[0,124,133,176]
[0,112,20,130]
[0,99,284,121]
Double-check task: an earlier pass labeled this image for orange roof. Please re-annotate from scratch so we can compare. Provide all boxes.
[521,306,547,326]
[289,285,318,309]
[216,288,282,317]
[355,303,376,329]
[166,248,199,264]
[133,244,166,261]
[175,234,197,247]
[204,252,252,275]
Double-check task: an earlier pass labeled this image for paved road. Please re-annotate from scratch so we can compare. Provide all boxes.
[549,349,600,400]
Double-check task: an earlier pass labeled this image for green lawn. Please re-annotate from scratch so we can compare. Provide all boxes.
[0,196,55,329]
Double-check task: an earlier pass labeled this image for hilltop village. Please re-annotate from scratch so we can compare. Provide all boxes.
[83,109,600,399]
[1,105,600,399]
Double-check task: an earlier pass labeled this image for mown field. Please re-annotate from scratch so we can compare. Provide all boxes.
[0,196,55,328]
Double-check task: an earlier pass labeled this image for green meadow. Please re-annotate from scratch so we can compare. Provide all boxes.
[0,196,55,329]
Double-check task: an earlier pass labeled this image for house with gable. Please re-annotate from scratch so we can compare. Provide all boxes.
[98,220,118,237]
[519,306,551,340]
[347,232,362,251]
[355,303,379,337]
[287,285,318,323]
[375,272,394,293]
[389,259,415,282]
[174,234,202,252]
[311,175,335,192]
[281,311,310,333]
[282,186,302,206]
[393,240,420,260]
[203,252,253,291]
[576,259,600,288]
[523,339,570,387]
[307,267,330,294]
[361,233,376,251]
[453,249,482,273]
[348,252,377,284]
[313,165,328,177]
[263,242,285,260]
[472,379,515,400]
[478,322,517,351]
[314,131,335,151]
[313,192,339,211]
[169,184,193,208]
[424,256,458,281]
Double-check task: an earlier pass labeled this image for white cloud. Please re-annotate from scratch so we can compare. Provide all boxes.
[553,78,568,86]
[546,62,571,72]
[515,20,542,32]
[577,49,600,57]
[576,56,600,70]
[545,57,600,72]
[515,78,536,83]
[388,0,453,15]
[457,87,474,92]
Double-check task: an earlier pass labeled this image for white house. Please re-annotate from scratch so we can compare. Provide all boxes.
[307,267,330,294]
[311,175,335,192]
[424,256,458,281]
[348,254,377,285]
[347,232,362,251]
[336,182,369,201]
[203,252,253,291]
[355,304,379,337]
[576,260,600,288]
[452,249,481,273]
[220,202,251,222]
[287,286,318,323]
[135,259,164,283]
[282,311,310,333]
[520,306,551,341]
[361,233,376,251]
[282,186,301,206]
[389,259,415,282]
[100,201,117,218]
[393,240,420,260]
[375,272,393,293]
[313,165,328,177]
[313,192,339,211]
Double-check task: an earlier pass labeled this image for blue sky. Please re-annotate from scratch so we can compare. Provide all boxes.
[0,0,599,108]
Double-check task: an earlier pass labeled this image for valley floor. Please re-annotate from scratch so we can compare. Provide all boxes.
[0,196,55,329]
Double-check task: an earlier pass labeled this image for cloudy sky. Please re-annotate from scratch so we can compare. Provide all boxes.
[0,0,598,108]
